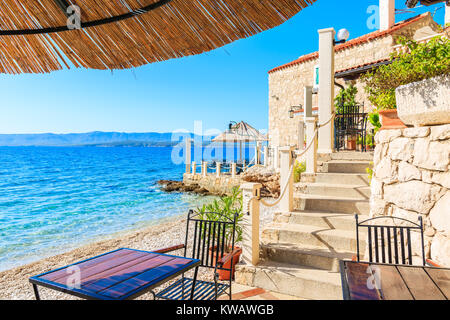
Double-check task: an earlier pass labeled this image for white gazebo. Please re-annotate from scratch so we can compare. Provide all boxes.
[212,121,268,165]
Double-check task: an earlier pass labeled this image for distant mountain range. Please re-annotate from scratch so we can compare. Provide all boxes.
[0,132,207,147]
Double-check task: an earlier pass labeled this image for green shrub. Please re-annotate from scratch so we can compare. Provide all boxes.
[362,36,450,110]
[366,164,374,183]
[294,160,306,183]
[195,187,243,250]
[368,110,382,136]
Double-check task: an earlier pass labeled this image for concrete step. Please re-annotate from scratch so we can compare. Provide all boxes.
[261,242,354,272]
[323,160,373,174]
[235,261,342,300]
[314,172,370,185]
[273,211,369,231]
[294,194,370,215]
[262,223,366,252]
[319,151,374,162]
[295,182,371,199]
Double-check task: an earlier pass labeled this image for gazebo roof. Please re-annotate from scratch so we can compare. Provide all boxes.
[0,0,316,74]
[213,121,267,142]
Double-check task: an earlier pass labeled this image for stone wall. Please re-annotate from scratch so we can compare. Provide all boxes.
[183,173,242,196]
[371,125,450,266]
[268,14,441,152]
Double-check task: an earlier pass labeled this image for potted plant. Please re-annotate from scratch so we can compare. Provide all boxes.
[356,136,362,151]
[362,36,450,129]
[347,136,357,150]
[195,187,243,280]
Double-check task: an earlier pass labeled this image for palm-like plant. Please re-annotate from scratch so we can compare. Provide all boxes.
[195,187,243,251]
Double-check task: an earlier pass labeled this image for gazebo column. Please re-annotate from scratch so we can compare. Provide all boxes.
[185,138,191,174]
[254,141,261,165]
[317,28,335,154]
[216,162,221,177]
[202,161,207,176]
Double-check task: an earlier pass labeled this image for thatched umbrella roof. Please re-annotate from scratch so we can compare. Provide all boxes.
[0,0,316,74]
[213,121,267,142]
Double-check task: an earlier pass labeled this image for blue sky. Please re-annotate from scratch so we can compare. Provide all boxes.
[0,0,446,134]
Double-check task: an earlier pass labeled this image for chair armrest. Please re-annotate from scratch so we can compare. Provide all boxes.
[426,259,442,268]
[217,248,242,267]
[152,244,185,254]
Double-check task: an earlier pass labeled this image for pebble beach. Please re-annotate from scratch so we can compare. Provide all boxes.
[0,215,213,300]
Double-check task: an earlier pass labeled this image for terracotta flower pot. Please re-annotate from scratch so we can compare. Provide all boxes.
[379,109,407,130]
[209,246,242,280]
[346,138,356,150]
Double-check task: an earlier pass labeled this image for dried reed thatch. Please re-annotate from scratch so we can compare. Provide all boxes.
[0,0,316,74]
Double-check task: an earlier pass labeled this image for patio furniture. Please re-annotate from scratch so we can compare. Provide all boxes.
[29,248,200,300]
[154,210,240,300]
[340,260,450,300]
[355,216,425,266]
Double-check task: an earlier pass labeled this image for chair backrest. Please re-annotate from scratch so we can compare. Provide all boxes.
[184,210,238,270]
[355,215,425,266]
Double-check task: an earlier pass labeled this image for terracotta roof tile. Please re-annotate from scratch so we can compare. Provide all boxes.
[268,13,429,74]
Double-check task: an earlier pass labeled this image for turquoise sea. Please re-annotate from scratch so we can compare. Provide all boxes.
[0,146,255,271]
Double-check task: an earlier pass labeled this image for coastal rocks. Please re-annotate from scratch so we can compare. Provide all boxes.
[241,165,280,198]
[371,123,450,266]
[157,180,211,195]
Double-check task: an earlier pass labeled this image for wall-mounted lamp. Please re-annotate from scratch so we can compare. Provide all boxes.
[334,28,350,45]
[288,105,303,119]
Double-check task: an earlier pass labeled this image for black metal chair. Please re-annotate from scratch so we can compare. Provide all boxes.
[153,209,240,300]
[355,215,425,266]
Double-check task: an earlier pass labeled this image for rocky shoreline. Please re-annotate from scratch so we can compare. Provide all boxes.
[158,165,280,198]
[157,179,212,195]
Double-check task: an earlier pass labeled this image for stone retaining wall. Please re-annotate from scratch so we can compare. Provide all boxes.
[183,173,242,196]
[371,124,450,266]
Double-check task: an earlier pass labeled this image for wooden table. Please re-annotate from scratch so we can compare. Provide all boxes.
[29,248,200,300]
[340,260,450,300]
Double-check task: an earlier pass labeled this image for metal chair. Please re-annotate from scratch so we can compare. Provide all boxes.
[154,209,240,300]
[355,215,425,266]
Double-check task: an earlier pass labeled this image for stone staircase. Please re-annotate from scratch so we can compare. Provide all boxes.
[235,152,373,300]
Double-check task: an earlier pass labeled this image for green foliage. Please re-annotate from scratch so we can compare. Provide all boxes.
[368,110,382,134]
[356,133,374,149]
[366,164,373,183]
[334,84,358,113]
[294,160,306,183]
[362,36,450,110]
[195,187,243,250]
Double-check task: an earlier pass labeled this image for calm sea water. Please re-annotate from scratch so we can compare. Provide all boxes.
[0,146,251,271]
